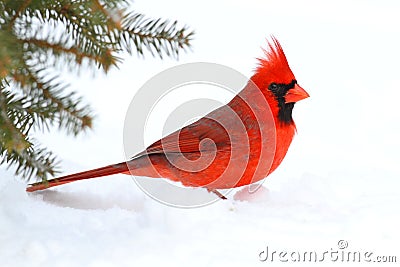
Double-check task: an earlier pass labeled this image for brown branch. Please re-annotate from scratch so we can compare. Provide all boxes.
[92,0,122,29]
[23,38,99,63]
[8,0,33,28]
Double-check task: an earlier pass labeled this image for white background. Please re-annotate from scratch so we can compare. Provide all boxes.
[1,0,399,266]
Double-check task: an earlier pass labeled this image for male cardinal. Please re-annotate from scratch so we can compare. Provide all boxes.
[27,37,309,198]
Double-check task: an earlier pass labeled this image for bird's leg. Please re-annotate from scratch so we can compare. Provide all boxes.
[208,189,227,200]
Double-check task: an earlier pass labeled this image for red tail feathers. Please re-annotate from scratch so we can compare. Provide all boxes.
[26,162,129,192]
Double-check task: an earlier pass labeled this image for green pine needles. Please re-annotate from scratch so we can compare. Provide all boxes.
[0,0,193,181]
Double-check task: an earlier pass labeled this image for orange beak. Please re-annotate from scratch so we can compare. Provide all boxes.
[285,84,309,103]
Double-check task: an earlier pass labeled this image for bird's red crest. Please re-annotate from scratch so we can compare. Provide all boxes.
[254,37,296,87]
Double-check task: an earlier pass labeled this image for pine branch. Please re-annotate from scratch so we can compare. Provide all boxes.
[0,87,31,153]
[11,66,93,135]
[0,0,194,182]
[121,12,194,58]
[0,87,59,180]
[0,140,59,180]
[7,0,32,28]
[23,37,121,72]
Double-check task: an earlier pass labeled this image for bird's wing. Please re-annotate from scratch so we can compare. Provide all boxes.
[148,118,229,154]
[135,108,232,158]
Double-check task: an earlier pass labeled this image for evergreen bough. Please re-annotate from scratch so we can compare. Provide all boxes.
[0,0,193,181]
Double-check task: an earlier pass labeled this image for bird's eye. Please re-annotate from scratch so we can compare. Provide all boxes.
[269,83,278,91]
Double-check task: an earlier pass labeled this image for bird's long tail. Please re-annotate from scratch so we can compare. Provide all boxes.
[26,162,129,192]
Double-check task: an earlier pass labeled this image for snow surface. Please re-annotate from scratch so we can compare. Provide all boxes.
[1,0,400,266]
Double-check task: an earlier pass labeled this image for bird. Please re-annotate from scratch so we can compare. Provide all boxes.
[26,37,309,199]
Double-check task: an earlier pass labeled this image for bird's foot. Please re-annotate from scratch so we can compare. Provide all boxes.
[208,189,227,200]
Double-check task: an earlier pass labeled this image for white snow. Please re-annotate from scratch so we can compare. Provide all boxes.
[1,0,400,266]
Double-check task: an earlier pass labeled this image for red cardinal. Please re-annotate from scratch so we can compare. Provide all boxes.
[27,37,309,198]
